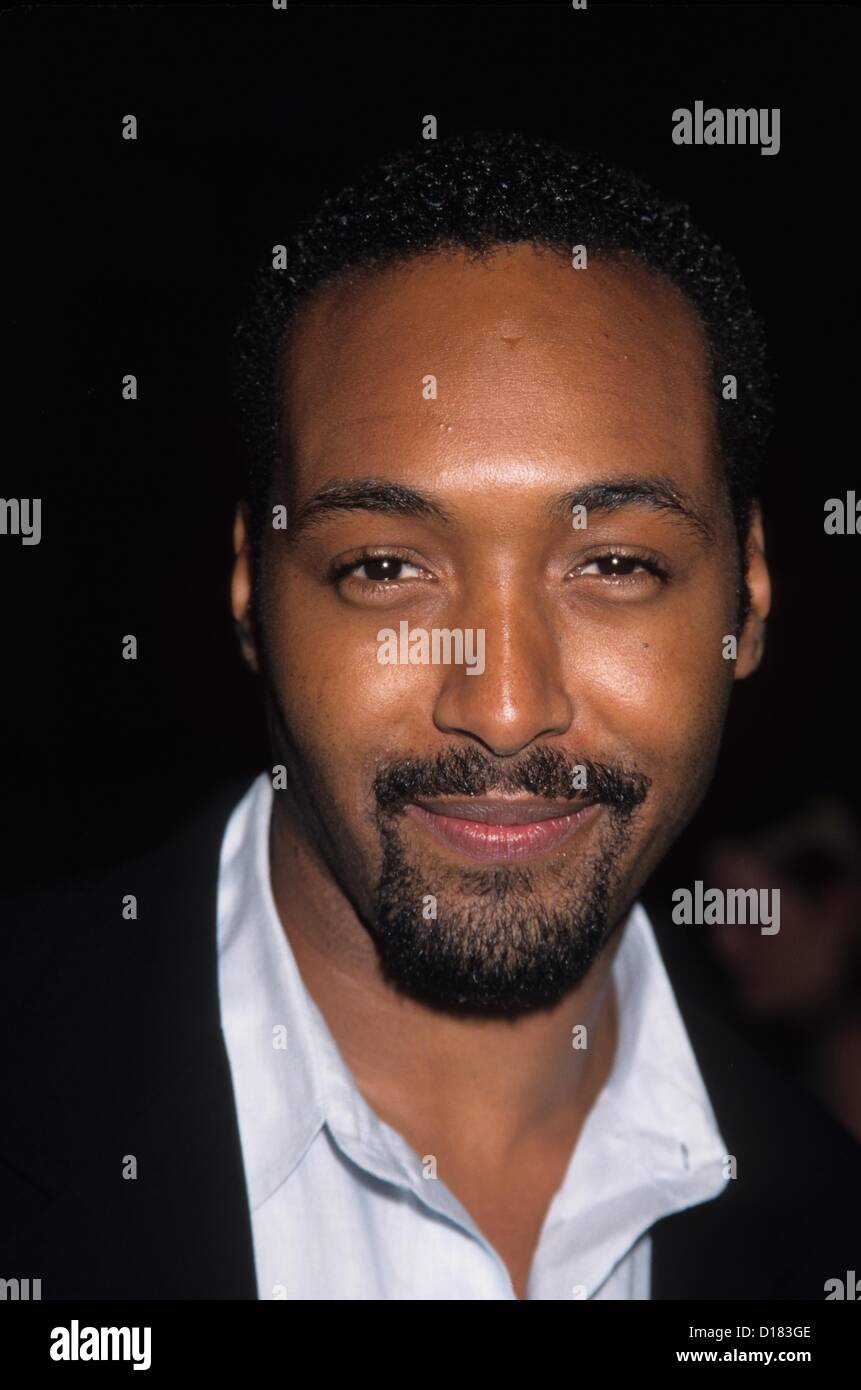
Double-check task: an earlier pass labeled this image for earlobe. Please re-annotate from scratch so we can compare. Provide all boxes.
[742,614,767,675]
[231,506,260,674]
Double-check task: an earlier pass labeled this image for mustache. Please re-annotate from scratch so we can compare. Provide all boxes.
[372,745,650,817]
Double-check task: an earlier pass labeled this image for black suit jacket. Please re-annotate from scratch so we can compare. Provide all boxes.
[2,777,859,1300]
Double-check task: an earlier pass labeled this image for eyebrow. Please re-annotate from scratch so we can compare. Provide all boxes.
[288,478,451,539]
[547,476,717,546]
[286,473,716,546]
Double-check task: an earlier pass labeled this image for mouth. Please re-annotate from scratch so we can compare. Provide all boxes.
[404,795,602,863]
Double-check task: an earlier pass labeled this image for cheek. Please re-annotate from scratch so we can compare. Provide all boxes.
[262,580,438,764]
[563,603,734,770]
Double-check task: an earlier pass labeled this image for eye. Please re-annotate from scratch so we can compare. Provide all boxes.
[577,554,650,578]
[331,553,426,584]
[569,550,669,587]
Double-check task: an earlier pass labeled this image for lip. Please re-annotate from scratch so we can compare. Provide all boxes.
[404,798,601,863]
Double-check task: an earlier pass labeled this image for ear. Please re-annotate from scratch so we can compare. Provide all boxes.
[735,503,771,680]
[231,505,260,674]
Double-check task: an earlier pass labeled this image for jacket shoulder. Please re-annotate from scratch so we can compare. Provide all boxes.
[0,777,253,1188]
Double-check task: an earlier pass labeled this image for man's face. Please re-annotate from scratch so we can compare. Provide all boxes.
[234,244,769,1013]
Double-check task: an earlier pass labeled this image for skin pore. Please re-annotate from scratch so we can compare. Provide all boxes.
[231,243,771,1298]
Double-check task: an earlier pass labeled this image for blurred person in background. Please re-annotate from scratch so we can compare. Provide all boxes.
[706,800,861,1143]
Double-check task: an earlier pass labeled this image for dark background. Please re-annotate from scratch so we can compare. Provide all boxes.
[2,2,857,891]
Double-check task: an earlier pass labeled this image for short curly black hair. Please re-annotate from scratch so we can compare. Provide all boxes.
[231,130,774,586]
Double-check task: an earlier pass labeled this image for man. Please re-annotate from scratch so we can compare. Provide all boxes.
[2,131,858,1300]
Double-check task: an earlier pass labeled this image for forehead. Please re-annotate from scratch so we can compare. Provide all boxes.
[279,243,717,499]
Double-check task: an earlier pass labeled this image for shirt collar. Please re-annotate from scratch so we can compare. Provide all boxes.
[542,901,729,1226]
[217,772,325,1209]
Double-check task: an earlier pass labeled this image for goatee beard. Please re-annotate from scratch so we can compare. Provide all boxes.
[365,746,649,1016]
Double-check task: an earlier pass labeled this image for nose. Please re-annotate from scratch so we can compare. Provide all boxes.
[432,583,573,756]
